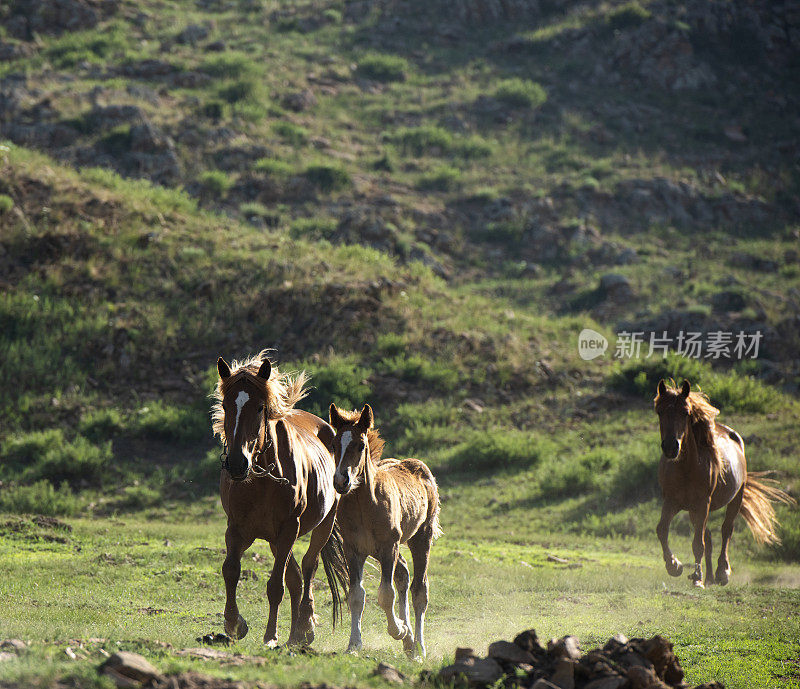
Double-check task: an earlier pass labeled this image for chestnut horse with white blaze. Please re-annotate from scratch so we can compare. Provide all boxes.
[212,352,348,647]
[654,379,795,587]
[328,403,442,658]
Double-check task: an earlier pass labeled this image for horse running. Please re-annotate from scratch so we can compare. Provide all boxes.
[654,379,795,587]
[212,352,348,646]
[328,403,442,658]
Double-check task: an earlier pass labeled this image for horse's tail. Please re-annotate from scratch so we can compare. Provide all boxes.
[740,472,796,545]
[425,468,444,541]
[320,520,350,628]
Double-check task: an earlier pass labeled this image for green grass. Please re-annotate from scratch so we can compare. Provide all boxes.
[356,53,410,82]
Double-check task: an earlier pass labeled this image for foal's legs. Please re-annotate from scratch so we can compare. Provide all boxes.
[688,503,711,588]
[298,507,337,645]
[703,526,714,587]
[346,550,367,653]
[407,529,433,659]
[393,554,415,654]
[376,544,412,644]
[656,500,683,577]
[264,519,300,647]
[716,486,744,586]
[222,525,255,640]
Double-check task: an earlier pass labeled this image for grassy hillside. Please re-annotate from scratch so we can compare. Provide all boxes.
[0,0,799,686]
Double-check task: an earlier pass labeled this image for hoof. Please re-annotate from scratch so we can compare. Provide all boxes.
[264,637,281,649]
[665,559,683,577]
[402,633,416,655]
[346,644,362,655]
[690,577,705,589]
[715,568,731,586]
[224,615,249,640]
[389,623,412,642]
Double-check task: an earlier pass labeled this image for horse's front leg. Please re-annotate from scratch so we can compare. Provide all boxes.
[688,503,711,588]
[376,543,412,644]
[656,500,683,577]
[264,519,300,647]
[222,526,254,640]
[346,550,367,653]
[297,507,337,645]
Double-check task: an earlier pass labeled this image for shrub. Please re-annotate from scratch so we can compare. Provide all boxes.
[253,158,293,177]
[0,481,79,516]
[608,352,783,413]
[376,333,405,357]
[418,165,462,191]
[200,100,226,121]
[454,135,494,159]
[379,354,459,391]
[272,121,309,146]
[0,194,13,213]
[297,357,372,419]
[132,401,208,445]
[608,2,652,30]
[1,429,111,487]
[389,126,452,156]
[198,170,233,197]
[289,216,338,240]
[79,408,126,441]
[356,53,409,82]
[200,52,256,78]
[303,163,351,192]
[444,430,554,474]
[218,78,259,104]
[493,78,548,109]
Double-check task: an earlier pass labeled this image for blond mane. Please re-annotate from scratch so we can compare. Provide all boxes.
[334,407,387,466]
[655,382,723,473]
[211,350,309,444]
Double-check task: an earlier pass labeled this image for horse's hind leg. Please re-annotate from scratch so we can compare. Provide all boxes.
[407,529,433,659]
[376,543,412,645]
[716,486,744,586]
[688,503,711,588]
[703,526,714,587]
[298,507,336,645]
[393,554,415,654]
[656,500,683,577]
[222,526,254,640]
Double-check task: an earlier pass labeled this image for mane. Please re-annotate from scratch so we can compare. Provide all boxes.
[334,408,386,466]
[211,349,309,445]
[656,383,723,473]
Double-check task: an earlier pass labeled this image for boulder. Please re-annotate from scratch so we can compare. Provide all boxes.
[438,656,504,687]
[99,651,163,688]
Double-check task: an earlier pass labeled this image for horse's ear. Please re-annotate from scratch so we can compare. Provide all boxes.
[217,357,231,380]
[680,379,691,398]
[329,403,343,428]
[358,404,374,430]
[256,359,271,380]
[657,379,667,396]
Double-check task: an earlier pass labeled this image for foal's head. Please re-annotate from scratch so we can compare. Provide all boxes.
[216,357,272,481]
[654,379,692,459]
[328,403,374,494]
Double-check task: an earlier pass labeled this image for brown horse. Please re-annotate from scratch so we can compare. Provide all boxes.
[654,379,795,587]
[212,352,348,646]
[328,403,442,658]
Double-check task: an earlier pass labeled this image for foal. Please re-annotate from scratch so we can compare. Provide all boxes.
[328,403,442,658]
[654,379,795,587]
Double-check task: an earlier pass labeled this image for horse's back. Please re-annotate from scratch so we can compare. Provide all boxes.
[377,457,440,539]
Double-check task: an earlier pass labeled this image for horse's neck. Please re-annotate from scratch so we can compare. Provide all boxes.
[680,417,716,471]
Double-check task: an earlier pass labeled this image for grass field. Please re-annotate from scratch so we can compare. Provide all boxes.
[1,0,799,686]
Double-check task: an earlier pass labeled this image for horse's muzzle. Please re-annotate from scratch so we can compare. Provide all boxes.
[661,439,680,459]
[333,474,350,494]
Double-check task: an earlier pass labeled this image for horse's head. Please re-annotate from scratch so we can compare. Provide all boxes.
[654,379,691,460]
[328,403,373,495]
[217,356,271,481]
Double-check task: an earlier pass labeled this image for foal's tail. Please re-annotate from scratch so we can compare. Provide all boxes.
[740,472,796,545]
[321,520,350,628]
[426,469,444,541]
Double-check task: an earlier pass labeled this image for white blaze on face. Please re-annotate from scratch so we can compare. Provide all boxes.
[335,430,352,484]
[233,390,249,442]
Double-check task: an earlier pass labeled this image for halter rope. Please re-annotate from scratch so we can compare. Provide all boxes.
[219,411,290,486]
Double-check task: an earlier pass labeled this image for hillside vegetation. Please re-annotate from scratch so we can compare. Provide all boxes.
[0,0,799,687]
